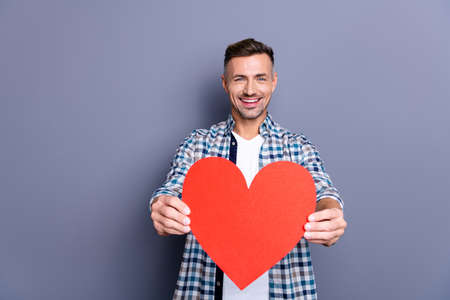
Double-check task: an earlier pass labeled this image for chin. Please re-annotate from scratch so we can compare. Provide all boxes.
[238,110,265,120]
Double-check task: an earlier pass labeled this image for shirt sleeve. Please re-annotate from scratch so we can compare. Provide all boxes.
[148,130,198,214]
[289,136,344,209]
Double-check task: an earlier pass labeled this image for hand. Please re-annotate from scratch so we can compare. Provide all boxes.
[304,207,347,247]
[150,195,191,236]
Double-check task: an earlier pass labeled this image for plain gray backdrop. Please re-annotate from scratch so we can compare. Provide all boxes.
[1,1,449,299]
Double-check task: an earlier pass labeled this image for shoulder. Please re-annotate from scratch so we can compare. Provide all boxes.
[270,120,320,162]
[200,119,229,138]
[180,119,228,145]
[269,119,312,147]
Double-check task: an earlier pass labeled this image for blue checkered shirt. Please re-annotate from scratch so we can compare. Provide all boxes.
[150,113,343,299]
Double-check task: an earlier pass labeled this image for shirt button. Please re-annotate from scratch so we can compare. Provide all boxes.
[216,281,221,287]
[232,142,235,146]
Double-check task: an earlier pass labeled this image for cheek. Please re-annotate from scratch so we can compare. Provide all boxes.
[228,86,242,97]
[261,85,273,96]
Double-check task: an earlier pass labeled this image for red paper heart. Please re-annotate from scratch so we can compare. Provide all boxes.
[182,157,316,290]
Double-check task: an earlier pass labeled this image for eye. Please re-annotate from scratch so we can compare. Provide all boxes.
[257,77,267,81]
[234,77,244,81]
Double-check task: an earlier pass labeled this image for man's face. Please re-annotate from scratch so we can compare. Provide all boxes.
[221,54,277,122]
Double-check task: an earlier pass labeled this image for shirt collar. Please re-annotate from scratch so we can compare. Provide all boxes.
[225,112,276,138]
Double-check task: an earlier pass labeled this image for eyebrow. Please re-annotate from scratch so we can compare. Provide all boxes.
[232,73,268,79]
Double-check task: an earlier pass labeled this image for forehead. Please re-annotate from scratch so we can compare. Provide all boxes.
[226,54,273,75]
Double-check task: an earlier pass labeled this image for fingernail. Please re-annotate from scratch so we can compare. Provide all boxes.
[304,232,311,239]
[184,217,190,225]
[185,226,191,232]
[305,223,311,231]
[309,215,315,221]
[184,208,191,215]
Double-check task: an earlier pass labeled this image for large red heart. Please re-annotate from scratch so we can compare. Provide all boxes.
[182,157,316,290]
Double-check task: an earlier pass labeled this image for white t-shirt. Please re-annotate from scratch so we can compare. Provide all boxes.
[223,131,268,300]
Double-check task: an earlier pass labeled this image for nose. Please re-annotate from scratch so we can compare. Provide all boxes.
[244,79,256,96]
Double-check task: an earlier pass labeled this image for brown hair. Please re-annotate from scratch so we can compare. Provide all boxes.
[224,38,274,69]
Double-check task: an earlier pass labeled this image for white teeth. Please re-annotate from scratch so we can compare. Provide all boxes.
[241,98,259,103]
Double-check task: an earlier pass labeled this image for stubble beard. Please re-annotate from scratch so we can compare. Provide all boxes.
[236,108,264,120]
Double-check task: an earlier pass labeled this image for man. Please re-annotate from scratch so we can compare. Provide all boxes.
[150,38,347,300]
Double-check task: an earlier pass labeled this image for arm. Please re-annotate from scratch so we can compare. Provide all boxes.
[290,136,347,246]
[149,130,199,236]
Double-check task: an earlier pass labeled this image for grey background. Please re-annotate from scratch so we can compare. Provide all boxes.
[1,1,449,299]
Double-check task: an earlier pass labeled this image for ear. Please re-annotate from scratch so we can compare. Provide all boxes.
[221,74,229,94]
[271,71,278,93]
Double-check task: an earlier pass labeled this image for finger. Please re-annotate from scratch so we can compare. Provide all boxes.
[308,208,342,222]
[305,220,337,232]
[305,228,345,241]
[305,218,347,232]
[161,218,191,234]
[155,219,191,235]
[304,230,336,241]
[151,203,188,226]
[159,206,191,226]
[163,196,191,215]
[154,212,187,232]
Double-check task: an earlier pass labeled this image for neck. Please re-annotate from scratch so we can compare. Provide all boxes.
[231,110,267,140]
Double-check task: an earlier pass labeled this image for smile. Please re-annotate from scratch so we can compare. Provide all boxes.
[239,97,262,103]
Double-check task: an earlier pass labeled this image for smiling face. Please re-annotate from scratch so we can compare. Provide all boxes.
[221,54,278,124]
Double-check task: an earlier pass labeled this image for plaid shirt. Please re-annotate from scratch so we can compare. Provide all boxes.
[150,113,343,300]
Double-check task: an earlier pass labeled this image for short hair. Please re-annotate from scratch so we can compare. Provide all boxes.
[224,38,274,69]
